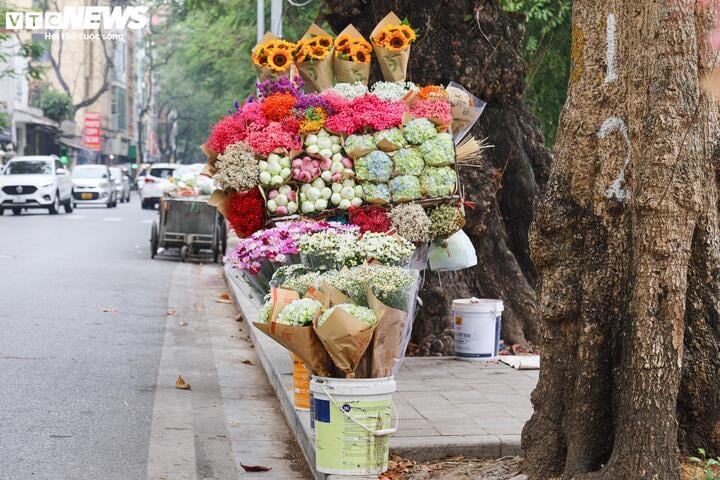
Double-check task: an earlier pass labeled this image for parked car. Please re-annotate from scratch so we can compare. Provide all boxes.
[139,163,178,209]
[109,167,131,203]
[0,155,74,215]
[72,165,117,208]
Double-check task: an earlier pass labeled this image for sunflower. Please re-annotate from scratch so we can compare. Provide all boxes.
[386,31,409,52]
[294,43,313,63]
[310,46,329,61]
[267,47,292,71]
[335,34,352,53]
[373,31,387,45]
[316,34,333,48]
[252,49,268,67]
[351,38,372,53]
[398,24,416,42]
[350,44,371,64]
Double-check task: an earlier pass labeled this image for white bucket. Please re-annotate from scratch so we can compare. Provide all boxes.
[310,376,397,476]
[452,298,504,360]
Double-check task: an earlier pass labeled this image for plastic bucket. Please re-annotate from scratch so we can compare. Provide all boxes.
[292,354,311,411]
[452,298,504,360]
[310,376,397,475]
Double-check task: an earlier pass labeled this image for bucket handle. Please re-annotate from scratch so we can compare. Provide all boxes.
[320,385,399,437]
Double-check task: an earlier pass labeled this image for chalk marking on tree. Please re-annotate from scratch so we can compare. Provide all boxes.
[605,13,618,83]
[598,116,631,201]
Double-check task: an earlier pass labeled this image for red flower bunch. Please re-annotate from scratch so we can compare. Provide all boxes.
[410,99,452,125]
[325,95,407,135]
[244,122,302,155]
[237,101,269,128]
[207,114,247,154]
[262,92,297,121]
[349,205,392,233]
[225,188,266,238]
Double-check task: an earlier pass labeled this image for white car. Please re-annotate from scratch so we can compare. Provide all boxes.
[109,167,131,203]
[0,155,74,215]
[72,165,117,208]
[139,163,178,209]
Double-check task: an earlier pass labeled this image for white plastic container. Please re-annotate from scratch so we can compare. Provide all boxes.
[310,376,397,475]
[452,298,504,360]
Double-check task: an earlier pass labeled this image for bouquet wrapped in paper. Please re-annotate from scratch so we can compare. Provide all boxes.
[253,287,334,376]
[252,32,295,82]
[370,12,416,82]
[446,81,487,143]
[294,24,334,93]
[333,25,372,85]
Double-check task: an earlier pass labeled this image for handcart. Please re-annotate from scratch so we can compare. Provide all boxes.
[150,195,227,262]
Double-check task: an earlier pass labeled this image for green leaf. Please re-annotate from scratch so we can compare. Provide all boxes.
[690,457,703,463]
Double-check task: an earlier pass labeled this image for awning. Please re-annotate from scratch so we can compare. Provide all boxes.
[58,137,97,155]
[13,109,59,129]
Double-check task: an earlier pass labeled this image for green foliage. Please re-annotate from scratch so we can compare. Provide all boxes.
[36,87,74,121]
[500,0,572,148]
[0,111,9,130]
[0,6,47,80]
[690,448,720,480]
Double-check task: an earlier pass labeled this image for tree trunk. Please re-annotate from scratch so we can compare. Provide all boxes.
[323,0,551,352]
[522,2,720,478]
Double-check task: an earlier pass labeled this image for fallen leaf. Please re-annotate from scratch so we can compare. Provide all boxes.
[216,292,233,304]
[101,307,117,313]
[235,314,244,322]
[179,321,188,326]
[167,309,177,316]
[175,375,191,390]
[240,464,271,472]
[241,359,255,366]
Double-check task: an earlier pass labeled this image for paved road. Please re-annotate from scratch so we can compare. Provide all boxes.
[0,195,173,480]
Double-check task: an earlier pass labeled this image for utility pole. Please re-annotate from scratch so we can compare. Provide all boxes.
[256,0,265,44]
[271,0,282,37]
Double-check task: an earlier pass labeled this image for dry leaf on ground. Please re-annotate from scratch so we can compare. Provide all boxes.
[240,464,271,472]
[179,321,188,326]
[216,292,233,304]
[167,309,177,316]
[175,375,191,390]
[241,359,255,366]
[101,307,117,313]
[235,314,244,322]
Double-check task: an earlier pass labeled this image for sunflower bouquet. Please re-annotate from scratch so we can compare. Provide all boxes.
[333,24,372,85]
[252,32,296,81]
[371,12,416,82]
[294,24,335,93]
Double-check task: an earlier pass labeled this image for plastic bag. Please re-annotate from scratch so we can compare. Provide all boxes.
[428,229,477,271]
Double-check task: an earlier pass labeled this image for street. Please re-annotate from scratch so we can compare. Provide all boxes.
[0,196,306,480]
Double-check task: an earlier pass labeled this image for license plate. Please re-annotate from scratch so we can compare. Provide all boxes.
[11,196,26,203]
[80,193,93,200]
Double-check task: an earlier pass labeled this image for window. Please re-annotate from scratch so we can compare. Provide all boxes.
[31,33,51,62]
[55,159,64,172]
[111,86,127,130]
[113,40,127,82]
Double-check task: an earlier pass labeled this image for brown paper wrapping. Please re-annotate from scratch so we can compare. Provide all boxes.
[333,24,371,85]
[370,12,411,82]
[296,24,334,93]
[253,31,294,82]
[313,282,385,377]
[366,288,408,378]
[200,143,218,174]
[253,288,333,376]
[208,189,228,217]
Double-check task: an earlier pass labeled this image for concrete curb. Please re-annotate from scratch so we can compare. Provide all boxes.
[224,265,521,479]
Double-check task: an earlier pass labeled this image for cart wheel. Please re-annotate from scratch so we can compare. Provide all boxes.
[150,221,159,259]
[180,245,189,263]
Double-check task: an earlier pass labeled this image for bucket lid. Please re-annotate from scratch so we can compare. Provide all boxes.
[310,376,397,396]
[452,298,504,313]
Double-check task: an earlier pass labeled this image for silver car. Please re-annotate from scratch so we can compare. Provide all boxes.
[109,167,131,203]
[72,165,117,208]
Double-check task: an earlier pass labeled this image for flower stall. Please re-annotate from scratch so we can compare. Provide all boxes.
[202,12,487,476]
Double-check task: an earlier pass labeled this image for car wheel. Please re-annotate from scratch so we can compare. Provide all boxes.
[64,197,74,213]
[48,193,60,214]
[12,208,22,215]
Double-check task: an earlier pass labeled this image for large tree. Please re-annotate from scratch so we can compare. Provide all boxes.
[323,0,552,351]
[522,1,720,478]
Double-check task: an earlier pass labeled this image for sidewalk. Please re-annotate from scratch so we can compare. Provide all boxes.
[224,265,537,479]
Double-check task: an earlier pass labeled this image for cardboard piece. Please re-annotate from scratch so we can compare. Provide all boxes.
[370,12,411,82]
[252,288,333,376]
[296,24,334,93]
[253,31,293,82]
[333,24,371,85]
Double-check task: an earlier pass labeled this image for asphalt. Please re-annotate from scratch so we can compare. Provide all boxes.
[0,195,174,480]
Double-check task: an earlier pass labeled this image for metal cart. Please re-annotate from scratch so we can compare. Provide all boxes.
[150,195,227,262]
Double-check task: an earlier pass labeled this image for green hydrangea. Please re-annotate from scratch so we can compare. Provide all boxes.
[390,175,422,202]
[419,133,455,166]
[374,128,406,150]
[362,183,391,204]
[403,118,438,145]
[420,166,457,197]
[393,147,424,176]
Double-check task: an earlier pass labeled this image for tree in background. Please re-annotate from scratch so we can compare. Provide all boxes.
[323,0,552,351]
[522,2,720,477]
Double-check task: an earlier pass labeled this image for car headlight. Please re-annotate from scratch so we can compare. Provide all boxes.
[39,182,54,188]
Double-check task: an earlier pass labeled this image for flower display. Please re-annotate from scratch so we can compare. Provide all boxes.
[295,34,333,63]
[374,127,406,151]
[410,99,453,125]
[358,232,415,266]
[327,82,369,100]
[207,115,248,154]
[299,178,332,213]
[330,178,364,209]
[265,184,298,216]
[262,92,297,121]
[446,85,471,108]
[389,175,422,202]
[298,230,362,270]
[259,153,292,186]
[420,132,455,166]
[335,34,372,63]
[417,85,448,100]
[370,81,417,102]
[355,151,393,182]
[389,203,432,243]
[257,77,304,98]
[304,128,342,158]
[322,265,418,309]
[348,206,391,233]
[318,304,377,327]
[403,118,438,145]
[420,166,457,197]
[372,23,416,52]
[214,142,260,191]
[344,133,377,159]
[362,183,391,204]
[393,147,425,176]
[253,39,296,72]
[277,298,323,326]
[257,298,273,323]
[245,122,302,156]
[429,204,465,239]
[225,188,266,238]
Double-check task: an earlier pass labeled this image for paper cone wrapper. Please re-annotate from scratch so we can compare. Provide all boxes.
[297,24,334,92]
[367,287,408,378]
[333,24,371,85]
[314,305,378,377]
[208,189,228,217]
[253,31,294,82]
[319,281,353,306]
[201,143,218,173]
[370,12,410,82]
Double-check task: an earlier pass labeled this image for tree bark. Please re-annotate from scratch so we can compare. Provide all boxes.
[323,0,551,352]
[522,1,720,478]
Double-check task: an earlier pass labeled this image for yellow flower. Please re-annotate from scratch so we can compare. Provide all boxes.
[266,47,292,71]
[350,44,371,64]
[252,49,268,67]
[310,46,329,61]
[351,38,372,53]
[294,43,313,63]
[385,31,409,52]
[398,24,416,42]
[316,34,333,48]
[334,34,352,53]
